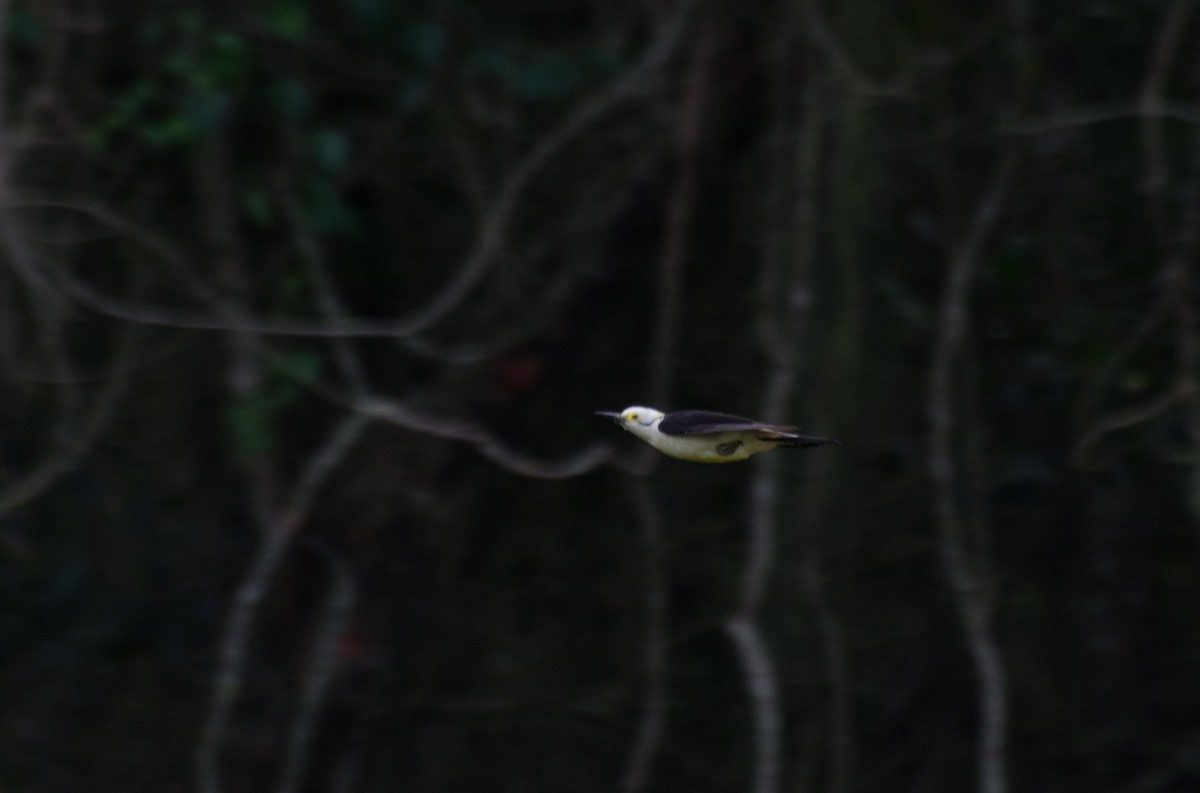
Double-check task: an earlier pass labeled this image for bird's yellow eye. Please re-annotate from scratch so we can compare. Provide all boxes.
[629,412,639,422]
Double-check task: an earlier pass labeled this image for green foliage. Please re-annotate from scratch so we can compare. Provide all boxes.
[6,7,42,44]
[89,13,250,149]
[262,1,311,40]
[224,350,322,459]
[308,130,350,174]
[242,184,273,226]
[513,52,585,101]
[400,20,447,67]
[268,77,311,122]
[302,174,361,237]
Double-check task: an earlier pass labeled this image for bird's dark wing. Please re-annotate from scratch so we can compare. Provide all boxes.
[658,410,797,436]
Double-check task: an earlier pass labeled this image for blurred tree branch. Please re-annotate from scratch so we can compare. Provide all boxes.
[618,478,668,793]
[276,176,370,395]
[726,616,782,793]
[0,318,139,512]
[645,0,711,412]
[1072,0,1200,499]
[734,6,823,791]
[195,413,370,793]
[0,11,137,514]
[928,147,1018,793]
[276,549,357,793]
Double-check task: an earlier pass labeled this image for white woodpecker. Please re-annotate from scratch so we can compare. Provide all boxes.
[596,406,839,463]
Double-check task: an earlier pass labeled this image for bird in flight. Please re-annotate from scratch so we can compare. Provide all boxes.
[596,406,838,463]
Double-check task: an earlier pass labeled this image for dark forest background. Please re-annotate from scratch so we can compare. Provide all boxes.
[3,1,1200,791]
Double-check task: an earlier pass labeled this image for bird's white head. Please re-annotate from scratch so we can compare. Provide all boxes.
[597,406,665,440]
[620,406,664,427]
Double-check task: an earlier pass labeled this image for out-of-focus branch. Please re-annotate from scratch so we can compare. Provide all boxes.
[0,318,138,511]
[928,150,1017,793]
[0,198,626,483]
[9,3,698,354]
[433,94,489,214]
[401,143,663,366]
[735,20,822,793]
[197,131,277,530]
[963,354,996,605]
[17,195,683,349]
[1071,267,1200,475]
[725,616,781,793]
[732,9,851,793]
[356,397,628,478]
[476,437,620,478]
[195,414,369,793]
[756,3,793,359]
[617,11,712,777]
[1138,1,1200,524]
[1176,123,1200,523]
[393,0,698,340]
[275,551,357,793]
[1010,101,1200,134]
[0,263,17,378]
[1072,4,1200,488]
[0,0,7,133]
[0,35,133,512]
[800,0,922,100]
[1074,292,1169,426]
[14,141,646,361]
[646,1,713,411]
[618,478,668,793]
[276,180,369,394]
[744,72,820,617]
[1072,381,1187,470]
[6,193,201,283]
[0,41,63,307]
[1138,0,1193,202]
[0,201,77,424]
[799,45,870,793]
[928,19,1027,789]
[0,191,63,302]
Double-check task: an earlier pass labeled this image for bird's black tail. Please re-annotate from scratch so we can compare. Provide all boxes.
[778,434,840,449]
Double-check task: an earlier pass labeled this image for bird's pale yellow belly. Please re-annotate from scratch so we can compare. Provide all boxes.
[653,432,777,463]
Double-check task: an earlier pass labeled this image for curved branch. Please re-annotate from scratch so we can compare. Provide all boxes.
[618,478,669,793]
[397,0,696,337]
[1074,291,1169,426]
[1138,0,1194,200]
[1010,101,1200,134]
[357,397,628,478]
[1072,381,1188,470]
[275,551,357,793]
[276,180,369,393]
[0,319,138,511]
[1,5,702,350]
[725,616,781,793]
[195,414,370,793]
[0,210,147,512]
[646,1,713,410]
[928,151,1017,793]
[801,0,921,99]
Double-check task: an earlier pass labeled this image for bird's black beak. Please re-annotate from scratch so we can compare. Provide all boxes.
[595,410,623,423]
